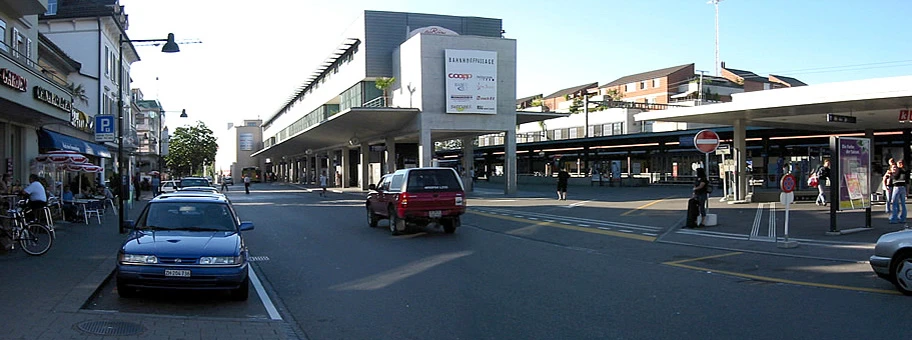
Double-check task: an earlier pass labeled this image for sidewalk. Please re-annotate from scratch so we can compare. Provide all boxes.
[0,190,291,339]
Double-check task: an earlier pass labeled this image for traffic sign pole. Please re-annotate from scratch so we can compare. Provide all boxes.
[778,174,799,248]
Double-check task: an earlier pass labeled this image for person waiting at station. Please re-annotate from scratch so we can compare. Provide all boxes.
[889,159,907,225]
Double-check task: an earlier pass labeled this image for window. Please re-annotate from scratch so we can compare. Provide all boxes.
[104,47,110,78]
[45,0,58,15]
[568,128,578,139]
[653,78,661,88]
[0,20,6,52]
[12,28,25,61]
[640,81,647,90]
[625,83,635,92]
[554,129,562,140]
[246,121,257,127]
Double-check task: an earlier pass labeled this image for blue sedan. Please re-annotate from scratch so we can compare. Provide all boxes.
[116,193,254,300]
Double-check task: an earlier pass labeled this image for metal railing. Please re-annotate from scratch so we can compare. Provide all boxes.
[0,40,71,87]
[362,96,387,108]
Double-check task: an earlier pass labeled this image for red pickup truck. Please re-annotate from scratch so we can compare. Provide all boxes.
[366,167,466,235]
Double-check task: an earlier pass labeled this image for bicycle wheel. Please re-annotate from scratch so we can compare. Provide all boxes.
[19,223,53,256]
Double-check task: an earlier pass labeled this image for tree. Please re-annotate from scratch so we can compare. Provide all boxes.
[375,77,396,105]
[66,82,89,106]
[568,97,583,114]
[165,121,218,178]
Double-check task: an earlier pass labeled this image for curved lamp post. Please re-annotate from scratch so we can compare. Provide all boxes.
[118,33,180,233]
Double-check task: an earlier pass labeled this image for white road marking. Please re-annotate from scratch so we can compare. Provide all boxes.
[577,224,590,227]
[643,232,658,236]
[597,227,611,230]
[248,266,282,320]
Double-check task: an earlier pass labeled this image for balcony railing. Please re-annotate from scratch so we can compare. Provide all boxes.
[0,40,70,87]
[362,96,387,108]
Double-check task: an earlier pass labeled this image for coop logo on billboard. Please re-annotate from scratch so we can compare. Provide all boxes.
[448,73,472,80]
[450,95,472,102]
[450,104,471,112]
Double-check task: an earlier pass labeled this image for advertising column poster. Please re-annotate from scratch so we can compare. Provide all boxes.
[836,137,871,210]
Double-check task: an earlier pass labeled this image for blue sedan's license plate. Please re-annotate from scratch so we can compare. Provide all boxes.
[165,269,191,277]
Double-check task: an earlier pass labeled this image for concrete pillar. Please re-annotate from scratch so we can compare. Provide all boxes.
[419,129,433,167]
[360,143,370,189]
[734,119,747,201]
[461,137,474,191]
[505,129,517,194]
[385,138,397,174]
[341,147,350,188]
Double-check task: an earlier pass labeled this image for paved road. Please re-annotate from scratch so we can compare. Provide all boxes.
[234,183,906,339]
[3,182,909,339]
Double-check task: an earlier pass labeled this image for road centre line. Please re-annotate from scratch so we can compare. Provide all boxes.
[620,196,676,216]
[664,260,899,295]
[248,266,282,320]
[470,211,656,242]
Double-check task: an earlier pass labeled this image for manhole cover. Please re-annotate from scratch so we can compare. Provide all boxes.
[76,320,145,336]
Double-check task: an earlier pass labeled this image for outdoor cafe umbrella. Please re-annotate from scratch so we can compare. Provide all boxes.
[34,150,88,164]
[60,163,102,197]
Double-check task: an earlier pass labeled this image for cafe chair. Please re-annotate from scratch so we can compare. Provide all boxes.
[83,200,103,224]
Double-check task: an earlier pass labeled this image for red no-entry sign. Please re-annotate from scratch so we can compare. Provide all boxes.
[693,130,720,153]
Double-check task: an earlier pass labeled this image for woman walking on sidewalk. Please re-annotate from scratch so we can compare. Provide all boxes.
[815,159,831,206]
[884,158,895,213]
[889,159,907,224]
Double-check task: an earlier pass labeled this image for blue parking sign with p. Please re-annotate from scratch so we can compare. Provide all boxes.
[95,115,115,142]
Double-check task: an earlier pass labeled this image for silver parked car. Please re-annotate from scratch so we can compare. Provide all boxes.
[870,229,912,295]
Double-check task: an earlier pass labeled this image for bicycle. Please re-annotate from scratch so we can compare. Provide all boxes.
[0,199,54,256]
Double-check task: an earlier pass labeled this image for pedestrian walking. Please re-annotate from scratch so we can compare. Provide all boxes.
[556,168,570,200]
[133,173,141,201]
[692,167,710,227]
[889,159,907,224]
[884,158,895,213]
[151,175,160,197]
[814,159,831,206]
[243,175,251,194]
[319,171,328,197]
[220,175,229,192]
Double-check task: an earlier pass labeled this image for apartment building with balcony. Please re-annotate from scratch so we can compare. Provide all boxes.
[0,0,111,185]
[39,0,142,178]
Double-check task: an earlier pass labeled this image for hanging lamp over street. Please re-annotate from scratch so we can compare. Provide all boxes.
[161,33,180,53]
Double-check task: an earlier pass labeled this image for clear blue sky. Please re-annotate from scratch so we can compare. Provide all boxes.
[118,0,912,167]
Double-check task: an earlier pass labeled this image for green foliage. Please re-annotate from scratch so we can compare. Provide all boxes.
[530,98,542,107]
[568,97,583,114]
[164,121,218,178]
[66,82,89,105]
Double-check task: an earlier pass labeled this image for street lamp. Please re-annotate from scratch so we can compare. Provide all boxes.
[118,33,180,233]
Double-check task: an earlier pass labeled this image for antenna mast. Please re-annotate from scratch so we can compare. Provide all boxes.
[709,0,723,76]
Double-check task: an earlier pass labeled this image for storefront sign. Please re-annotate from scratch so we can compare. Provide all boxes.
[70,110,95,133]
[445,49,497,114]
[34,86,73,112]
[0,68,27,92]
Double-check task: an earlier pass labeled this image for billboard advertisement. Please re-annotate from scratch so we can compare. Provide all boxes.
[836,137,871,210]
[445,49,497,114]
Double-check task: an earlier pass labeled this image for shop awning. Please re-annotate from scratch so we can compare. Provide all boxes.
[38,130,112,158]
